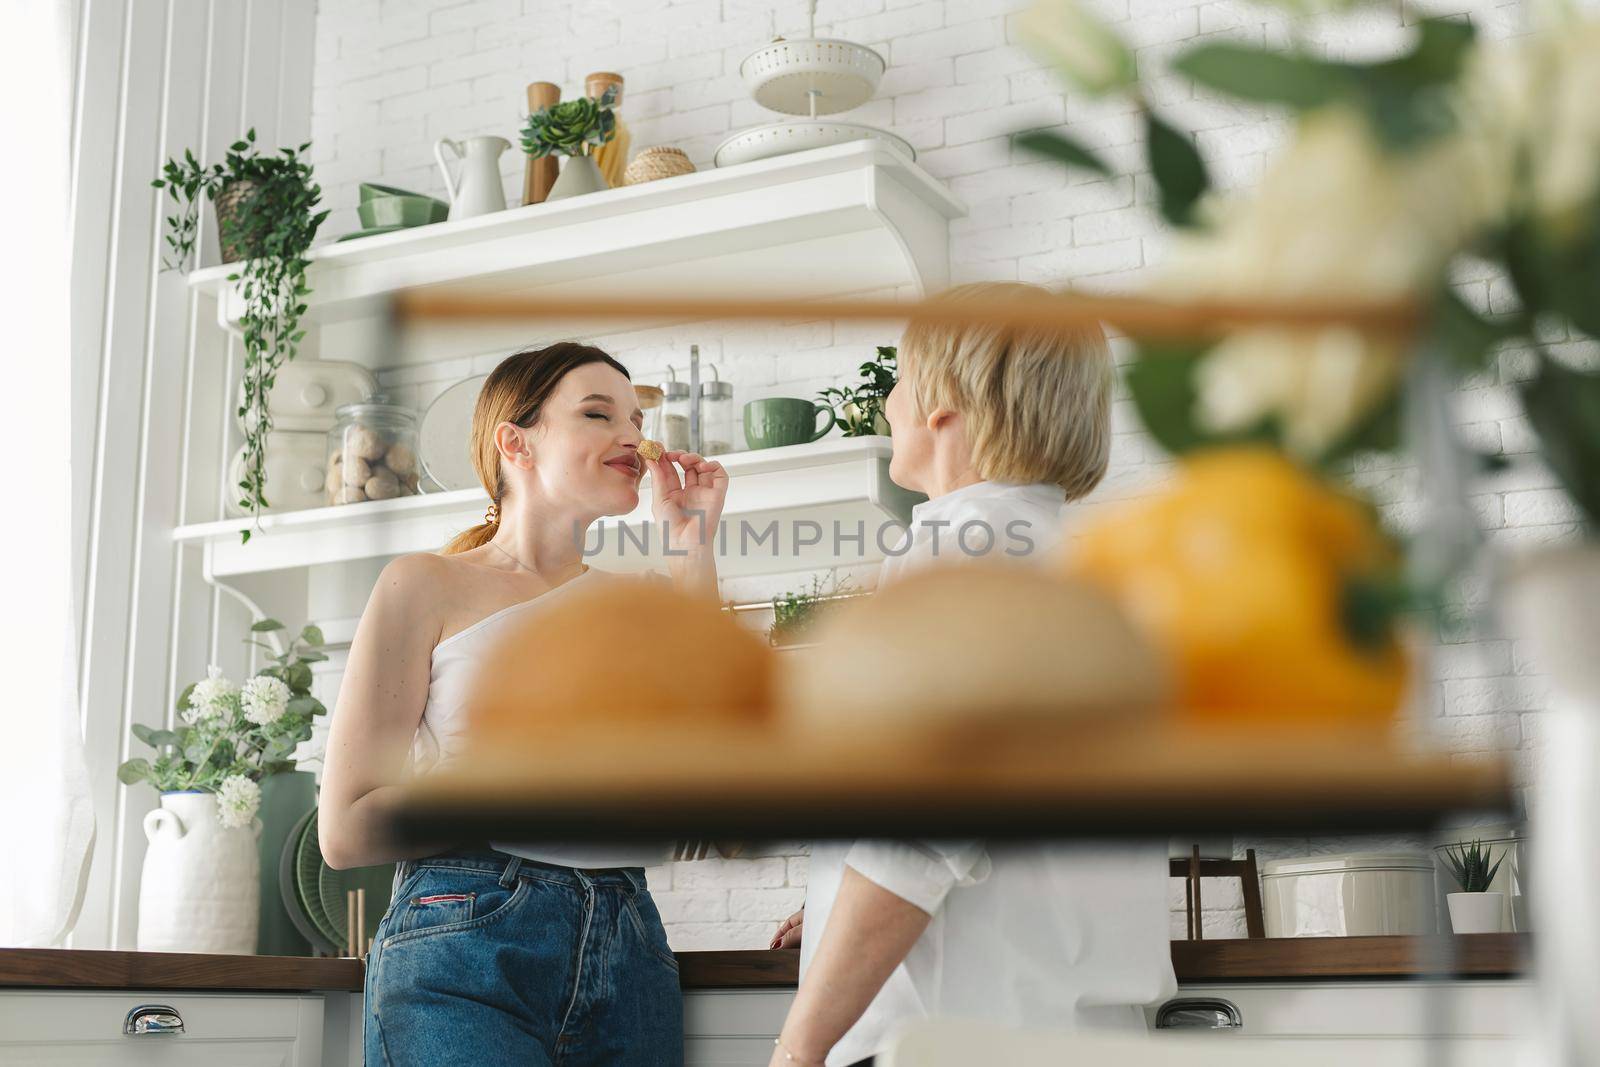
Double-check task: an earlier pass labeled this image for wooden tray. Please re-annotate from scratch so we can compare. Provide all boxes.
[388,720,1514,842]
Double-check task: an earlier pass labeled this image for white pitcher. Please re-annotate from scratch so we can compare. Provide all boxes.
[136,791,261,954]
[434,135,510,220]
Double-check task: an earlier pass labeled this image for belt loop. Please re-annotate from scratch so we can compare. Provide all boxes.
[498,856,523,888]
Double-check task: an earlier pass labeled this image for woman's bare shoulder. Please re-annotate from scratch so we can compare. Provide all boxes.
[371,552,462,611]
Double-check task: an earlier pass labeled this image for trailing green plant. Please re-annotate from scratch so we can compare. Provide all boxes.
[1441,839,1504,893]
[769,574,856,646]
[153,129,328,540]
[819,346,898,437]
[118,619,328,827]
[520,85,617,159]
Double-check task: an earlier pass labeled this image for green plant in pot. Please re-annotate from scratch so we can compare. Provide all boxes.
[769,574,856,647]
[1441,839,1505,935]
[819,346,897,437]
[119,618,328,953]
[153,129,328,539]
[521,85,617,200]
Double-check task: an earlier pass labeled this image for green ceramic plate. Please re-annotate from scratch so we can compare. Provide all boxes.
[319,858,395,954]
[295,810,344,951]
[335,224,408,243]
[358,194,448,229]
[278,809,337,955]
[359,181,424,203]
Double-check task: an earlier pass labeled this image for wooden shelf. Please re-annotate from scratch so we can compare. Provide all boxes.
[187,140,964,347]
[172,436,922,577]
[389,723,1514,842]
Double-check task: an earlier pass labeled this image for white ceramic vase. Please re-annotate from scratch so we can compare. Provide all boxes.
[136,791,261,954]
[1503,546,1600,1065]
[547,153,608,201]
[1446,892,1504,934]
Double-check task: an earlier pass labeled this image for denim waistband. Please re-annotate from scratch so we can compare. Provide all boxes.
[397,848,647,893]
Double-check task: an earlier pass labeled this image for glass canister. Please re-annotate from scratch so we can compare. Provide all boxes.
[634,384,664,444]
[662,368,692,453]
[699,364,735,456]
[325,396,421,505]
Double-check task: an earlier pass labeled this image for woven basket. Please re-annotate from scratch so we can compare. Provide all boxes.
[214,178,262,262]
[623,147,695,186]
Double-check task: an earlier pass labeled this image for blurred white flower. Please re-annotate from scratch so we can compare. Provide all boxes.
[183,666,236,725]
[216,775,261,830]
[240,675,292,726]
[1016,0,1136,96]
[1195,328,1403,456]
[1510,21,1600,237]
[1161,104,1508,456]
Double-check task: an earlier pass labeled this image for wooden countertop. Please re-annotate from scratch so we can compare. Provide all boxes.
[0,936,1527,995]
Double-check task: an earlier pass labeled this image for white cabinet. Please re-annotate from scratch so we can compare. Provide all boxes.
[0,991,325,1066]
[684,989,794,1066]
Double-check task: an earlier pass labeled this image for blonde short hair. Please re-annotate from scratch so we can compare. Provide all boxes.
[899,282,1113,501]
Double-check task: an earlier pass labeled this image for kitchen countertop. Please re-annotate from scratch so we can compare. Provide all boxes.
[0,936,1527,994]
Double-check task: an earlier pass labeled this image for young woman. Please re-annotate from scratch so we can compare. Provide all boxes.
[318,342,728,1067]
[766,284,1176,1067]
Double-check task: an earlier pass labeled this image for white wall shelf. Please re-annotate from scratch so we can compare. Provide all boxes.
[188,140,965,346]
[174,437,923,579]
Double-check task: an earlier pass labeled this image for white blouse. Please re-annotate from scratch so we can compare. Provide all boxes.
[798,481,1177,1066]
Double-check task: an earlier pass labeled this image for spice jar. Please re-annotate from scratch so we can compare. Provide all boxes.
[662,368,692,453]
[699,364,736,456]
[325,396,421,506]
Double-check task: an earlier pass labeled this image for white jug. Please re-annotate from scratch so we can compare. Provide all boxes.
[435,135,510,221]
[136,791,261,954]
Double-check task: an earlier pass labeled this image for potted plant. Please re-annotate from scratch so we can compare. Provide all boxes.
[520,85,617,201]
[819,346,897,437]
[1441,840,1505,934]
[153,129,328,540]
[769,574,856,647]
[119,618,327,954]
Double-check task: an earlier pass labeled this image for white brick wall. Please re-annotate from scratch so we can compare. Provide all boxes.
[311,0,1558,948]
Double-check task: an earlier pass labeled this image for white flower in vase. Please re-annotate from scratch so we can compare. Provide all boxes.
[183,665,237,725]
[241,674,292,726]
[216,774,262,830]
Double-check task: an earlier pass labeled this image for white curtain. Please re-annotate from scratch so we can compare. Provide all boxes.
[0,0,94,947]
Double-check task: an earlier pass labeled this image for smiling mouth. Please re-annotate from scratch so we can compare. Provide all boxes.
[604,458,640,477]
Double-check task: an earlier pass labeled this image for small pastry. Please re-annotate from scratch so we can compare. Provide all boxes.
[349,423,388,462]
[385,441,417,476]
[637,439,664,462]
[365,468,400,500]
[341,455,372,487]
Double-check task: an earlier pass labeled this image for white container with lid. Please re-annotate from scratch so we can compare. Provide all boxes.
[1261,852,1437,937]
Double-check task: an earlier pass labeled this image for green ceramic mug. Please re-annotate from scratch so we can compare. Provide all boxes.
[744,398,837,450]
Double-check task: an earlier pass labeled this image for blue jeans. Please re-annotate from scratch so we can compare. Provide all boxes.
[364,851,684,1066]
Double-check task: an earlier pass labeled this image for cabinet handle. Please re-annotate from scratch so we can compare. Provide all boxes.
[1155,997,1243,1030]
[123,1004,185,1036]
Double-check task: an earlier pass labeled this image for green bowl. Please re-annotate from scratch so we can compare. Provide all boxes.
[359,182,424,203]
[358,194,449,229]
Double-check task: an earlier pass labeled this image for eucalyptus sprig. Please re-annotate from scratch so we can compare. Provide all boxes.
[117,618,329,797]
[153,130,328,538]
[520,85,618,159]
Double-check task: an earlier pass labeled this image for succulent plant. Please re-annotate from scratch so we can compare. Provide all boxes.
[1442,839,1504,893]
[520,85,617,159]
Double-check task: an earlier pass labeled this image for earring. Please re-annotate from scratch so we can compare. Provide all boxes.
[484,501,499,525]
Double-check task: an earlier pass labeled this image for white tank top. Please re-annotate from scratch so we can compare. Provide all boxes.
[412,567,672,870]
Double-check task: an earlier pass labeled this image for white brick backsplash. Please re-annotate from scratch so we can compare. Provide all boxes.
[312,0,1555,946]
[728,887,809,921]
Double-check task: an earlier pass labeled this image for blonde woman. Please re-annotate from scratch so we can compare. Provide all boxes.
[767,284,1176,1067]
[319,342,727,1066]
